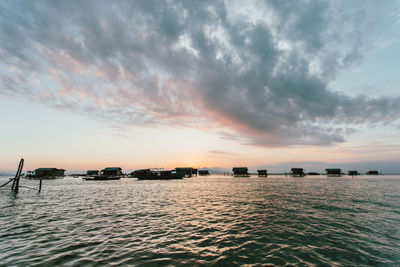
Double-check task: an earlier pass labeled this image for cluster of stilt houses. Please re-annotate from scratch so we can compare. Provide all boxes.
[231,167,379,177]
[286,168,379,177]
[5,158,382,196]
[24,166,380,179]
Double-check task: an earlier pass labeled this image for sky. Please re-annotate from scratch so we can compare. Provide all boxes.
[1,0,400,173]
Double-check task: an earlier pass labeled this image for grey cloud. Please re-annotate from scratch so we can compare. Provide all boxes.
[0,0,399,147]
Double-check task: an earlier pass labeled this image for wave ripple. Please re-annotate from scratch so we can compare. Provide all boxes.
[1,176,399,265]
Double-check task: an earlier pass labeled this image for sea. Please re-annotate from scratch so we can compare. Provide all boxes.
[1,175,399,266]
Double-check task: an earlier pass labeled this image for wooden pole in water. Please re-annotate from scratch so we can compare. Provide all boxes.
[14,176,19,194]
[12,159,24,194]
[38,179,42,193]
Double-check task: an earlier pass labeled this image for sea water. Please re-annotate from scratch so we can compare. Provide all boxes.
[1,175,399,266]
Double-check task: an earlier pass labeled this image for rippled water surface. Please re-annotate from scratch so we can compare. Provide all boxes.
[1,175,399,266]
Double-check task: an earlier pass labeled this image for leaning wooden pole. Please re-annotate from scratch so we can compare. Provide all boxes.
[11,158,24,194]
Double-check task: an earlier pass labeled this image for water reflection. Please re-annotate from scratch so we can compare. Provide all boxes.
[0,176,399,265]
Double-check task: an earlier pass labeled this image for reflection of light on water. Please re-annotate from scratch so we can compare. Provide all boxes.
[0,175,399,265]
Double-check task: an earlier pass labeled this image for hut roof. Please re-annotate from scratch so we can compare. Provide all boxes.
[291,168,305,173]
[232,167,248,171]
[102,167,122,171]
[326,168,341,172]
[232,167,248,175]
[35,168,65,171]
[35,168,57,171]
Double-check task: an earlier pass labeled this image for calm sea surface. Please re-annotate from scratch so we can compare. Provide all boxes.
[1,175,399,266]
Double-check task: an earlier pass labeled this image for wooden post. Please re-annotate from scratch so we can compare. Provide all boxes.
[12,159,24,194]
[11,177,16,191]
[38,179,42,193]
[14,175,20,194]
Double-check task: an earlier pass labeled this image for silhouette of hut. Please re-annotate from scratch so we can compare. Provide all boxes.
[35,168,65,178]
[257,170,267,177]
[175,167,196,177]
[102,167,122,176]
[232,167,249,177]
[291,168,305,177]
[348,170,359,176]
[366,170,379,175]
[326,168,341,177]
[198,170,210,176]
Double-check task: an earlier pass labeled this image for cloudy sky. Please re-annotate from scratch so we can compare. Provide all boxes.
[1,0,399,173]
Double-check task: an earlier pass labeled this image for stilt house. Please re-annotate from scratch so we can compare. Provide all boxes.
[257,170,268,177]
[102,167,122,176]
[348,170,359,176]
[232,167,249,177]
[35,168,65,178]
[291,168,305,177]
[175,167,196,177]
[198,170,210,176]
[326,168,342,177]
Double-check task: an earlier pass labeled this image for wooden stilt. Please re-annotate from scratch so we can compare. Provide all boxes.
[12,159,24,194]
[13,159,24,194]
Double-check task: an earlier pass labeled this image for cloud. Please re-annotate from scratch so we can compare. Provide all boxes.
[1,0,399,147]
[210,150,238,157]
